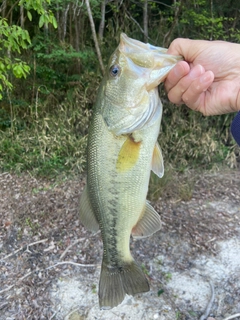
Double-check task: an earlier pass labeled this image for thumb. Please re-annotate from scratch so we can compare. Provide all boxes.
[167,38,198,63]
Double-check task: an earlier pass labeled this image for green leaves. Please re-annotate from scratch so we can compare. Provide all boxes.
[0,0,58,99]
[0,19,31,53]
[20,0,58,28]
[19,0,51,14]
[12,61,31,79]
[179,0,230,40]
[0,19,31,97]
[0,56,30,99]
[39,11,57,28]
[27,11,32,21]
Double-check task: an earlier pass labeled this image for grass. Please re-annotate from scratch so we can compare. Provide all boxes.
[148,166,197,202]
[159,91,237,171]
[0,122,88,177]
[0,87,92,177]
[0,85,238,183]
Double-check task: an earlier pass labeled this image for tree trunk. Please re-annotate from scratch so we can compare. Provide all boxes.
[20,5,24,28]
[75,15,80,51]
[63,3,70,41]
[98,0,106,43]
[85,0,105,75]
[0,0,7,18]
[69,3,73,46]
[163,0,183,47]
[143,0,148,43]
[56,2,62,41]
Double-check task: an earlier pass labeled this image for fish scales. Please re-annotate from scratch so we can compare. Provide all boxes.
[88,109,152,263]
[79,33,182,309]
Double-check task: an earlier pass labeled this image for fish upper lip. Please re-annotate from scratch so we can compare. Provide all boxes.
[119,33,182,68]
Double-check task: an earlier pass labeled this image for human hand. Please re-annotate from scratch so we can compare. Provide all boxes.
[165,38,240,115]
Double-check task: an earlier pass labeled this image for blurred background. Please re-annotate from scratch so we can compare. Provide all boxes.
[0,0,239,179]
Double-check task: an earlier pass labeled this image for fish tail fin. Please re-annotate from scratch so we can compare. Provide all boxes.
[99,260,149,309]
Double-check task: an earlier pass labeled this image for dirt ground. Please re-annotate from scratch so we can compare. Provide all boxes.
[0,169,240,320]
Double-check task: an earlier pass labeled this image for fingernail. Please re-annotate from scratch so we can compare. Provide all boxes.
[174,63,184,77]
[199,71,214,84]
[189,65,204,79]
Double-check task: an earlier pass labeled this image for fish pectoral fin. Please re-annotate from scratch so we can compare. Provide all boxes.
[116,136,141,172]
[79,185,99,232]
[132,201,161,239]
[151,142,164,178]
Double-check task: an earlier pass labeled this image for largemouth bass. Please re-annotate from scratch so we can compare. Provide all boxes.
[79,33,181,309]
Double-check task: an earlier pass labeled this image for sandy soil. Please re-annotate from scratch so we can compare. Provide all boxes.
[0,170,240,320]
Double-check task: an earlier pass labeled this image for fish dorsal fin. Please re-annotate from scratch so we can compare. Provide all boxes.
[116,136,141,172]
[131,201,161,239]
[151,142,164,178]
[79,185,99,232]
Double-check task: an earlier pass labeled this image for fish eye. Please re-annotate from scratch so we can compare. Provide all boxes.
[109,65,120,77]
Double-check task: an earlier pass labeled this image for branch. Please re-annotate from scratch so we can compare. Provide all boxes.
[0,238,48,261]
[199,281,215,320]
[125,9,153,43]
[0,261,98,295]
[148,0,172,8]
[0,270,33,294]
[223,314,240,320]
[163,0,183,47]
[60,231,100,260]
[46,261,97,270]
[5,0,19,20]
[60,238,85,260]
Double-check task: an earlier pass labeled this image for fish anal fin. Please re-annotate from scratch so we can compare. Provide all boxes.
[79,185,99,232]
[99,260,149,309]
[151,142,164,178]
[132,201,161,239]
[116,136,141,172]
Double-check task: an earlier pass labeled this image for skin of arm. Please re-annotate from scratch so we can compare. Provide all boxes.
[164,38,240,116]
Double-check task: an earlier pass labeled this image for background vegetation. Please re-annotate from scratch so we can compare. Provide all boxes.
[0,0,239,177]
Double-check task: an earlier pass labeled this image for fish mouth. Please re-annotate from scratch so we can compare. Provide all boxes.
[119,33,182,79]
[119,33,182,90]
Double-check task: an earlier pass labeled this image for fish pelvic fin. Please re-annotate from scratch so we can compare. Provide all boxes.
[131,201,161,239]
[99,260,149,309]
[79,184,99,232]
[116,136,141,172]
[151,142,164,178]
